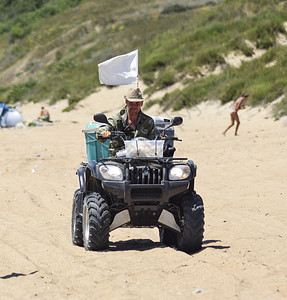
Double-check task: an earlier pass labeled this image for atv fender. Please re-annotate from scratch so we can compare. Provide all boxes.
[188,160,197,178]
[77,161,100,193]
[76,166,86,192]
[87,160,98,178]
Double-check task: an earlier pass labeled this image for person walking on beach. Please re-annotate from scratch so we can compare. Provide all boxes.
[223,93,249,136]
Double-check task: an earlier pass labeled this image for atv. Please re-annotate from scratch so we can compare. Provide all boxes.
[71,113,204,254]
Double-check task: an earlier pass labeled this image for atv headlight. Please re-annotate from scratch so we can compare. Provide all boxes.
[99,165,123,181]
[169,165,191,180]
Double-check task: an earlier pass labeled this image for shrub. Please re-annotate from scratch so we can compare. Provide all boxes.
[256,36,274,49]
[141,72,155,87]
[62,95,81,112]
[56,86,70,100]
[0,23,9,34]
[154,68,176,90]
[141,51,178,73]
[25,61,39,72]
[11,25,25,40]
[6,79,37,103]
[228,38,254,57]
[248,11,285,49]
[38,5,58,18]
[56,51,64,61]
[161,5,189,15]
[220,79,247,104]
[55,59,76,73]
[195,48,225,68]
[192,21,225,42]
[273,95,287,119]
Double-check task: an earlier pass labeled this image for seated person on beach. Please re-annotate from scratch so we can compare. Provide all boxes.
[37,107,51,122]
[99,88,155,156]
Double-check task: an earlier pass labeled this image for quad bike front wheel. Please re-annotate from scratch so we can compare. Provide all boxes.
[83,192,110,251]
[159,227,177,246]
[177,193,204,254]
[71,189,83,246]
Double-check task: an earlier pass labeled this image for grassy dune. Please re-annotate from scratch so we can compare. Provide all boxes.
[0,0,286,117]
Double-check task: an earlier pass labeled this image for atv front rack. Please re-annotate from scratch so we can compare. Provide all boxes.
[100,156,188,163]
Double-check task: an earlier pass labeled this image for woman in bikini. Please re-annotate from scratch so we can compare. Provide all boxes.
[223,93,249,136]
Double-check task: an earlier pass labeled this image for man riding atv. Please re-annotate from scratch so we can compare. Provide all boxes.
[99,87,155,156]
[72,88,205,254]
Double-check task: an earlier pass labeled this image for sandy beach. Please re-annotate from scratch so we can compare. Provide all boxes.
[1,85,287,299]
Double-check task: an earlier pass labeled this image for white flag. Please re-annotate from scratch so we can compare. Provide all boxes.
[98,50,138,85]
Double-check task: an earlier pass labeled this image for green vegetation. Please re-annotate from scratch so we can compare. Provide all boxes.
[160,46,287,111]
[6,79,37,103]
[0,0,287,117]
[273,96,287,120]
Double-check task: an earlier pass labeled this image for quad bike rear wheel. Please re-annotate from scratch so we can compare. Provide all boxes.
[83,192,110,251]
[71,189,83,246]
[177,193,204,253]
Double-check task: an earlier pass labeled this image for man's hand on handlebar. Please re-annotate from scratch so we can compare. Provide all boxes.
[97,130,126,140]
[101,131,111,138]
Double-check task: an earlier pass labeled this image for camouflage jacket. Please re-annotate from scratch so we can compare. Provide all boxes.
[99,107,155,156]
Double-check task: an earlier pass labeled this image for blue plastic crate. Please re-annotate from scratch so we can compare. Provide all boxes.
[83,122,110,162]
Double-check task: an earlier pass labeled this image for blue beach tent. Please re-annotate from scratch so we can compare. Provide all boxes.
[0,102,23,127]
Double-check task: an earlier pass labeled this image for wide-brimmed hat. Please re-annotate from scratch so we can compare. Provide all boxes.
[124,88,144,102]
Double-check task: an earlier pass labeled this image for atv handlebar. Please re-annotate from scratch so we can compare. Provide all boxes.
[160,136,182,142]
[97,131,126,140]
[97,132,182,142]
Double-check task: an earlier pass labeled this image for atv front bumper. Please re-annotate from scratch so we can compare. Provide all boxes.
[102,180,190,205]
